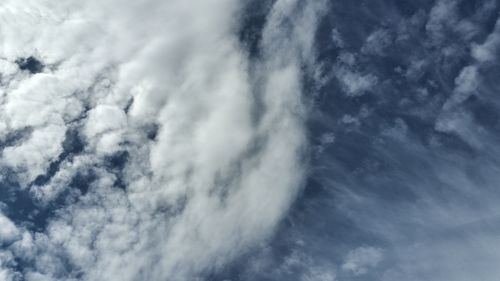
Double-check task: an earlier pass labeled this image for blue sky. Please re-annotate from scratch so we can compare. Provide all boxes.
[1,0,500,280]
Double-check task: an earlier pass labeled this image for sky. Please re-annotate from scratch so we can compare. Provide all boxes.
[0,0,500,280]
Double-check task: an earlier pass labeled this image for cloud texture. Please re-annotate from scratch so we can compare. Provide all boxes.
[2,1,500,281]
[0,0,325,280]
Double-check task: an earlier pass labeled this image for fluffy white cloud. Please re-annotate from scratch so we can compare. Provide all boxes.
[0,0,325,280]
[2,124,66,184]
[0,213,19,244]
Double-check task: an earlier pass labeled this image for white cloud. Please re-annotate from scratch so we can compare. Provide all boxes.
[441,65,479,111]
[2,124,65,184]
[426,0,458,44]
[362,29,392,56]
[336,68,378,97]
[472,18,500,63]
[331,28,345,48]
[342,246,384,276]
[0,251,18,281]
[0,0,325,280]
[0,213,19,244]
[302,267,336,281]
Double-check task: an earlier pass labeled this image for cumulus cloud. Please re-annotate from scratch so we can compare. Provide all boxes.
[0,0,325,280]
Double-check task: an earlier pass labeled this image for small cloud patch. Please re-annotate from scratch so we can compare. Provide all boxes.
[342,246,384,276]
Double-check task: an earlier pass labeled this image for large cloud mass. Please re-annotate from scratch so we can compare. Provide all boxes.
[0,0,325,280]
